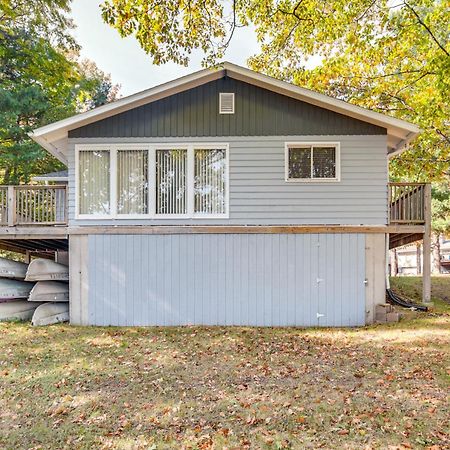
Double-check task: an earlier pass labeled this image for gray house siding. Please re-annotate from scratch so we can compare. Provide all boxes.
[68,135,388,226]
[69,78,386,138]
[86,233,366,327]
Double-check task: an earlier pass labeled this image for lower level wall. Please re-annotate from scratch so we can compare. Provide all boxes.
[69,232,386,327]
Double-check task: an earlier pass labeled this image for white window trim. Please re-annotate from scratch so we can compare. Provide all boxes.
[219,92,235,114]
[284,142,341,183]
[75,143,230,220]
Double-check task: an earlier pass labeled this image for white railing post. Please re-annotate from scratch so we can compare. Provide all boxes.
[7,186,16,226]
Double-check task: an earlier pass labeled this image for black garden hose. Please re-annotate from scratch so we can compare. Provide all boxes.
[386,288,428,312]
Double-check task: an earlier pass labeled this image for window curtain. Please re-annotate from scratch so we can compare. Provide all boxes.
[194,149,227,214]
[79,150,110,214]
[156,149,187,214]
[117,150,148,214]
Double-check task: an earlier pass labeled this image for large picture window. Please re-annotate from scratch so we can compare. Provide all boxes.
[76,144,229,219]
[285,143,340,182]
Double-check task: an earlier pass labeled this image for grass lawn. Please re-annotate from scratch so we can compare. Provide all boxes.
[390,276,450,312]
[0,280,449,449]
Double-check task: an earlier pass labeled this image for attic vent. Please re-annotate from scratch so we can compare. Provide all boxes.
[219,92,235,114]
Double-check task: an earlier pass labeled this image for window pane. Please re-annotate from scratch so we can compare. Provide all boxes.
[117,150,148,214]
[194,149,227,214]
[288,147,311,179]
[79,150,110,214]
[313,147,336,178]
[156,149,187,215]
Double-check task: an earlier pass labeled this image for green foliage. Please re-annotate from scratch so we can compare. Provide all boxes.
[101,0,228,66]
[431,180,450,233]
[0,0,120,184]
[100,0,450,182]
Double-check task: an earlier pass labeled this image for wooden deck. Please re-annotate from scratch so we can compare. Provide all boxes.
[0,183,430,244]
[388,182,431,248]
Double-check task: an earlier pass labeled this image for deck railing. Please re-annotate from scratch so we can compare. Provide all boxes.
[0,183,430,227]
[0,185,67,226]
[388,182,429,224]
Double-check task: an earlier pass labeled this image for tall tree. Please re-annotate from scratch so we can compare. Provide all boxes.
[0,0,119,184]
[101,0,449,181]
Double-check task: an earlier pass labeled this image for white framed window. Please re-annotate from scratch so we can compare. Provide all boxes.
[75,143,229,219]
[219,93,235,114]
[285,142,340,182]
[117,148,149,216]
[77,148,111,217]
[155,148,188,216]
[194,147,227,216]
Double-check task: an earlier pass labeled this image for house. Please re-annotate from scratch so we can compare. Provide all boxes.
[391,238,450,275]
[0,62,431,326]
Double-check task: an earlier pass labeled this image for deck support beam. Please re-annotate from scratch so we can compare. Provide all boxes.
[422,183,432,304]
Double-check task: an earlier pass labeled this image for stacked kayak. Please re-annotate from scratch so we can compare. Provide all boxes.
[0,278,35,301]
[32,302,70,326]
[28,281,69,302]
[0,301,43,322]
[26,259,69,326]
[0,257,28,279]
[25,258,69,282]
[0,257,41,320]
[0,257,69,325]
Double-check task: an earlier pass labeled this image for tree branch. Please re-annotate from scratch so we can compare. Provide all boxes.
[403,2,449,57]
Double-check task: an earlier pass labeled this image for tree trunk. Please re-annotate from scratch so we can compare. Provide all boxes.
[416,243,422,275]
[2,167,11,185]
[431,232,441,274]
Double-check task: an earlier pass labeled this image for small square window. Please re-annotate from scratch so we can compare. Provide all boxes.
[286,144,339,181]
[219,93,235,114]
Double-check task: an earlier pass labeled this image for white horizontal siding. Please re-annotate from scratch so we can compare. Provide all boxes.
[87,233,366,327]
[68,135,388,225]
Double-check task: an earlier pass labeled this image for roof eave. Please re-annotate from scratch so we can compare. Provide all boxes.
[387,130,421,158]
[29,133,68,164]
[31,66,225,140]
[30,61,421,157]
[223,62,421,136]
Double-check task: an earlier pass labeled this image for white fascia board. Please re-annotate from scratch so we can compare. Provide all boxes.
[30,134,68,164]
[387,131,418,158]
[32,176,68,182]
[30,61,420,158]
[223,62,421,136]
[31,67,225,139]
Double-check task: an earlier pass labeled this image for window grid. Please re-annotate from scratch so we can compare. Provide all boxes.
[76,144,229,219]
[285,143,340,182]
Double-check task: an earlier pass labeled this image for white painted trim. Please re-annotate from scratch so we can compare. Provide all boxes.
[284,142,341,183]
[32,177,68,182]
[74,142,230,220]
[219,92,235,114]
[31,67,224,138]
[30,62,420,160]
[226,63,420,134]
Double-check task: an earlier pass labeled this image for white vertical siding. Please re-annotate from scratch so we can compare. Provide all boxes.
[87,233,366,327]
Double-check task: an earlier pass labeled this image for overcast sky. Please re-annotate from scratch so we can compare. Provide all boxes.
[71,0,261,96]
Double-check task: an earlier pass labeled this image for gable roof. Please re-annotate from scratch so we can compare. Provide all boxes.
[30,62,420,164]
